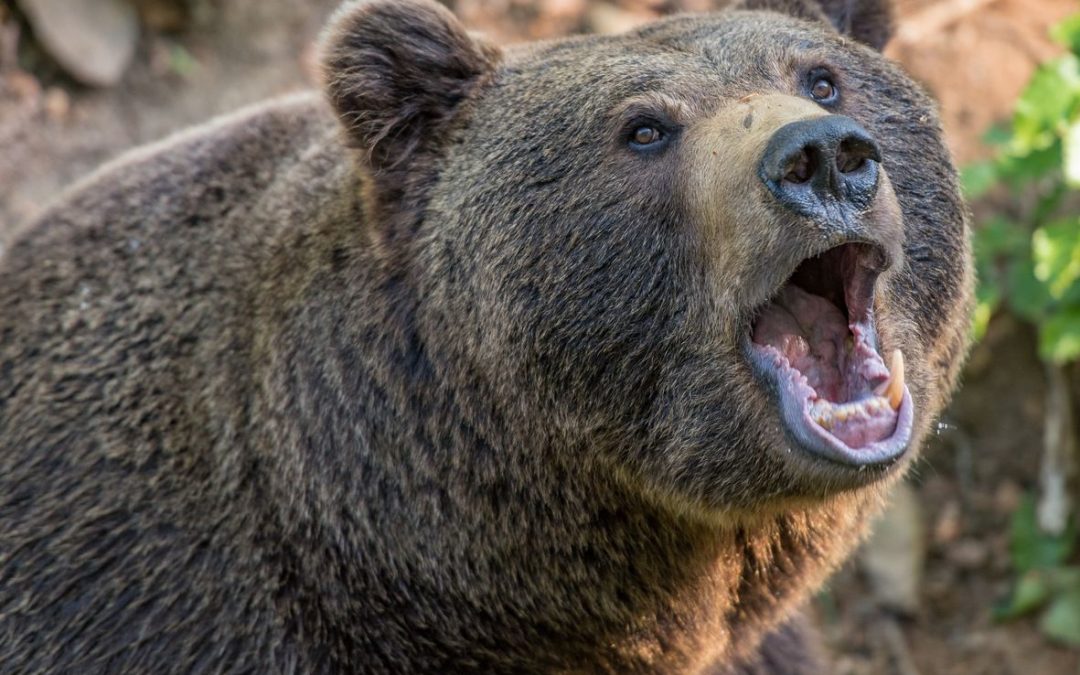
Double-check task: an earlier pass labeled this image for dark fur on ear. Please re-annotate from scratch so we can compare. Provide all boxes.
[319,0,500,169]
[735,0,894,51]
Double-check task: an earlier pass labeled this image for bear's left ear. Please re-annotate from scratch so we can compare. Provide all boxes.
[319,0,501,169]
[736,0,894,51]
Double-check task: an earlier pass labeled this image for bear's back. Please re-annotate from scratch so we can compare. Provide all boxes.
[0,93,353,673]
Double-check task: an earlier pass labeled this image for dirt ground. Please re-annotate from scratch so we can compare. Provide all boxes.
[2,0,1078,672]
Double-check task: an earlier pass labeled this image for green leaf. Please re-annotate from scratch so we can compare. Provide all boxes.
[1040,307,1080,363]
[974,216,1029,262]
[971,290,998,342]
[971,218,1051,321]
[996,142,1063,186]
[996,570,1053,619]
[167,44,199,78]
[1006,256,1052,321]
[1064,119,1080,187]
[1011,55,1080,154]
[982,124,1013,148]
[1051,14,1080,55]
[1061,273,1080,308]
[961,161,998,198]
[1032,218,1080,298]
[1034,181,1068,224]
[1041,588,1080,647]
[973,218,1022,314]
[1011,494,1076,573]
[1049,566,1080,590]
[997,567,1080,622]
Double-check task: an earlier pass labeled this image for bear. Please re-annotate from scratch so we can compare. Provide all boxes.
[0,0,972,672]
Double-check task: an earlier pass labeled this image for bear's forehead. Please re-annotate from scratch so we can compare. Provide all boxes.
[502,11,844,76]
[495,11,862,106]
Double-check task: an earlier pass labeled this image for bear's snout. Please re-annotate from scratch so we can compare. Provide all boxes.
[684,93,902,303]
[758,115,881,222]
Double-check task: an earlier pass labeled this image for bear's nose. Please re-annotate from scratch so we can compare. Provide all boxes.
[758,115,881,222]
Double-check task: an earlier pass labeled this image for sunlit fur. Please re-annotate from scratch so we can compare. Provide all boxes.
[0,0,970,672]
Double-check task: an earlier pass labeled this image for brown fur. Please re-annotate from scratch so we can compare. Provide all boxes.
[0,0,971,672]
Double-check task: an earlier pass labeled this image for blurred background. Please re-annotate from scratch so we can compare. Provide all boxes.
[1,0,1079,673]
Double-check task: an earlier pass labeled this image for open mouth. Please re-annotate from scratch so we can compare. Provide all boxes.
[748,242,913,467]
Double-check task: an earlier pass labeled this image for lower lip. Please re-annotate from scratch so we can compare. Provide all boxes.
[782,384,914,466]
[747,345,915,468]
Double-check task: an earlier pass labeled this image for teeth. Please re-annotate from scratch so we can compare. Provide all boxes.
[812,398,872,428]
[781,334,809,360]
[808,350,905,432]
[874,349,905,410]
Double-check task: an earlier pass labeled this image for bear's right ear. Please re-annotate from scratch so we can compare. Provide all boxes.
[736,0,894,51]
[319,0,500,169]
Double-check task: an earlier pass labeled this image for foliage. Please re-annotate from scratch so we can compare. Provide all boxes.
[966,13,1080,362]
[977,14,1080,648]
[996,495,1080,646]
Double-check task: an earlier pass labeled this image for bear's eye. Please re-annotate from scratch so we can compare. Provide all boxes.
[809,76,839,104]
[630,125,664,147]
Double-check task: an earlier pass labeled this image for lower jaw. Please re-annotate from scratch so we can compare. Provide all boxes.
[747,346,916,469]
[779,385,914,467]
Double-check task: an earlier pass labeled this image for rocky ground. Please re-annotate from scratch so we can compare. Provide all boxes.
[2,0,1078,672]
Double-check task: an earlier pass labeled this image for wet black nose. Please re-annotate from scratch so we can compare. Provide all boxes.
[758,115,881,221]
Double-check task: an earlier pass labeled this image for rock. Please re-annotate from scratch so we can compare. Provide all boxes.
[0,19,20,70]
[585,3,654,35]
[860,482,925,616]
[993,479,1022,515]
[4,70,41,101]
[946,539,990,571]
[932,499,962,544]
[43,86,70,122]
[16,0,138,87]
[133,0,189,33]
[541,0,587,20]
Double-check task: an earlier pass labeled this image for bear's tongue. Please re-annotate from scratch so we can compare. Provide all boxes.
[752,284,903,449]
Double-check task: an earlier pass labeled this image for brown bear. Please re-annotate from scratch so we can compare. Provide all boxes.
[0,0,972,672]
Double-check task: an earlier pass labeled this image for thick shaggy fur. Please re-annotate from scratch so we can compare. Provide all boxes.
[0,0,970,672]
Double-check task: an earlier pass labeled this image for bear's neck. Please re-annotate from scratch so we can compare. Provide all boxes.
[252,233,870,673]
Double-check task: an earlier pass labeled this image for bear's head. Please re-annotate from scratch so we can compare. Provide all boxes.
[319,0,971,517]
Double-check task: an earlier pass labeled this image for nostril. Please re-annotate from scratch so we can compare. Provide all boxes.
[836,145,864,174]
[836,137,879,174]
[759,115,881,218]
[783,148,816,184]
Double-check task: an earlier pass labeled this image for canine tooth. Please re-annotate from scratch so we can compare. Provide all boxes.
[885,349,904,410]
